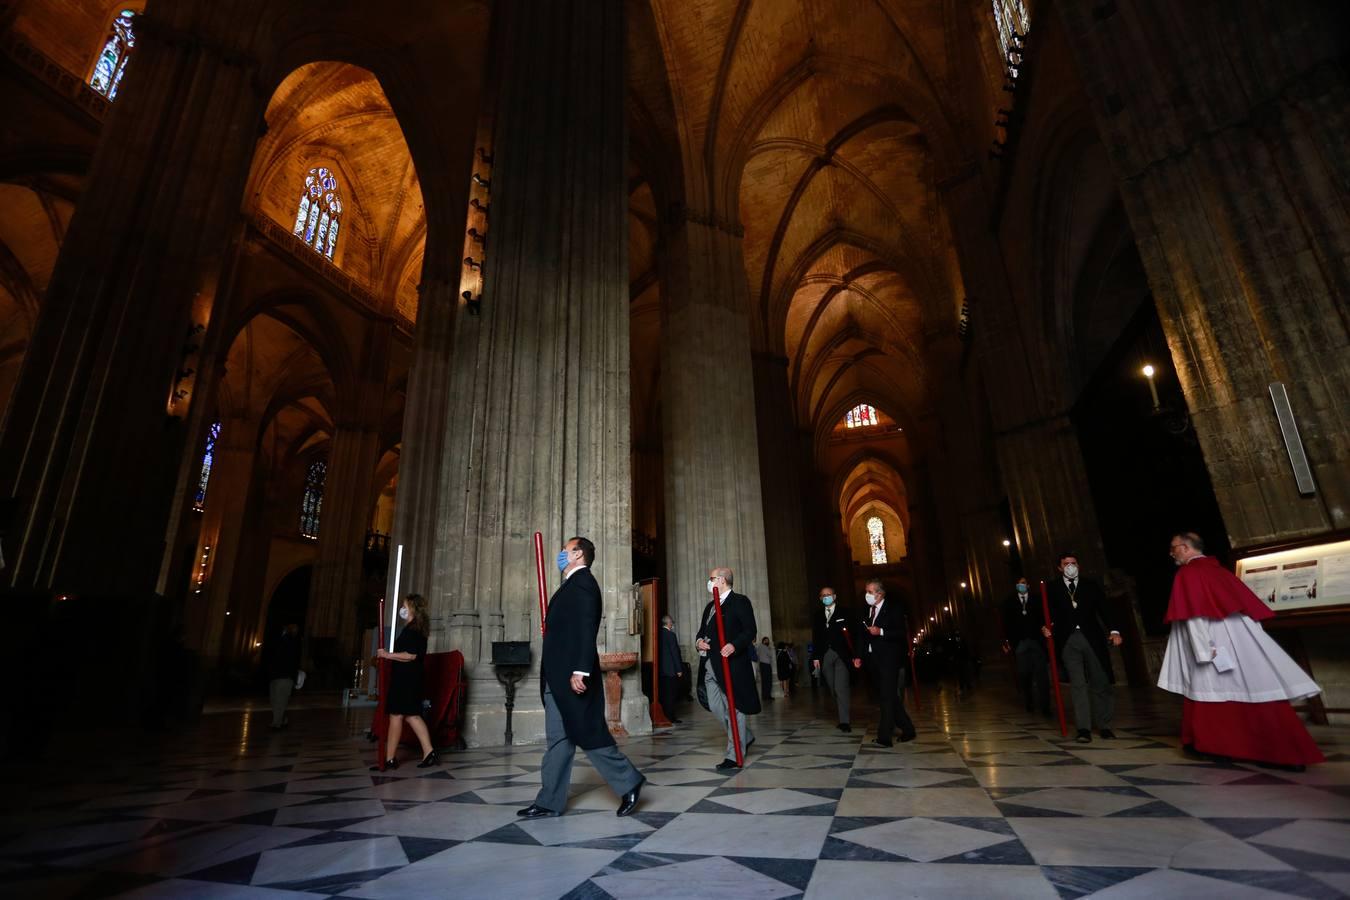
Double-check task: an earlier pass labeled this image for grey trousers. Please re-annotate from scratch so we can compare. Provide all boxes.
[820,649,851,724]
[1061,631,1113,730]
[269,678,293,727]
[704,662,754,760]
[535,685,643,814]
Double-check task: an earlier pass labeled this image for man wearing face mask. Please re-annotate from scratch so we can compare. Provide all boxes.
[695,567,761,770]
[859,580,916,746]
[812,587,863,732]
[1001,577,1049,716]
[519,537,645,819]
[1041,552,1122,743]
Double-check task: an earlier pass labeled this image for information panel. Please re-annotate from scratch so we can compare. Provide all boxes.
[1235,539,1350,613]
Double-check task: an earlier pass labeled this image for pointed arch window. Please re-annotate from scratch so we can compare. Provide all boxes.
[867,516,887,564]
[193,421,221,511]
[845,404,879,429]
[300,459,327,540]
[293,168,343,259]
[991,0,1030,81]
[89,9,137,100]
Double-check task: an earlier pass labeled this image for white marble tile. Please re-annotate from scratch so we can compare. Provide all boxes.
[568,783,715,813]
[340,778,492,802]
[834,816,1014,862]
[805,860,1058,900]
[647,754,732,770]
[1248,819,1350,861]
[431,764,528,779]
[252,835,407,885]
[505,767,606,786]
[517,810,653,845]
[997,787,1149,815]
[1244,760,1350,787]
[855,751,968,769]
[78,789,199,810]
[852,768,968,788]
[346,841,620,900]
[273,799,387,825]
[341,802,520,840]
[1084,868,1296,899]
[837,787,1001,818]
[704,788,834,814]
[1311,872,1350,895]
[1141,784,1350,818]
[1,818,161,855]
[135,791,320,822]
[592,855,799,900]
[1119,764,1259,785]
[642,768,728,786]
[468,784,546,804]
[284,775,375,793]
[634,812,831,859]
[1064,748,1190,766]
[1009,818,1292,869]
[973,766,1127,788]
[720,768,851,789]
[69,824,320,876]
[756,754,851,770]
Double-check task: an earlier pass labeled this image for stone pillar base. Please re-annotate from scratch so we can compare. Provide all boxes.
[457,665,653,749]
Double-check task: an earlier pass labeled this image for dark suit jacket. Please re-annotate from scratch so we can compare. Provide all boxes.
[858,599,907,666]
[811,606,859,664]
[695,591,762,716]
[659,627,683,677]
[1045,575,1115,683]
[1002,590,1046,645]
[540,566,614,749]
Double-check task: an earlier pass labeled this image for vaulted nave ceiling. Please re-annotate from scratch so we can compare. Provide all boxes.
[647,0,971,443]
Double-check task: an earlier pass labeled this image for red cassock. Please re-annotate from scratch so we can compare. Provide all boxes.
[1158,556,1323,766]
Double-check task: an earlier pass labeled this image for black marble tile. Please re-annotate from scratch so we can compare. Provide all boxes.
[1180,868,1346,900]
[182,851,261,885]
[475,822,543,846]
[1247,843,1350,874]
[559,880,618,900]
[263,865,401,894]
[731,856,817,890]
[1039,864,1152,899]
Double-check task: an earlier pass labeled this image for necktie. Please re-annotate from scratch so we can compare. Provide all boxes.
[1068,579,1077,609]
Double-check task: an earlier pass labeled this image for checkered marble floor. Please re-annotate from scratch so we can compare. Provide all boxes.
[3,680,1348,899]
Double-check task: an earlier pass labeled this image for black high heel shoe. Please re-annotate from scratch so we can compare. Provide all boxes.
[370,757,398,772]
[416,750,440,768]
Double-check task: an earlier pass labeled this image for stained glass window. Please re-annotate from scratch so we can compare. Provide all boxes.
[300,459,326,539]
[89,10,137,100]
[991,0,1030,82]
[845,404,879,429]
[867,516,887,564]
[294,168,343,257]
[193,421,221,511]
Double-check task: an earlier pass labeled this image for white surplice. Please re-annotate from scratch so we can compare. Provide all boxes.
[1157,613,1320,703]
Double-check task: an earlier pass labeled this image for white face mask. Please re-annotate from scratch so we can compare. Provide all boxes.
[1063,564,1079,579]
[706,579,715,594]
[864,593,877,606]
[398,607,410,621]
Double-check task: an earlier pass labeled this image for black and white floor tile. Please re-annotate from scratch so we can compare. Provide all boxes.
[2,679,1347,898]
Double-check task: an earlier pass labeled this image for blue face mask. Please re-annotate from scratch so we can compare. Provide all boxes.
[557,549,570,571]
[1016,583,1029,594]
[821,595,835,606]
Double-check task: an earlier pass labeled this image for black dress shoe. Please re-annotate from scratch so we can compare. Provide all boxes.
[839,723,852,733]
[872,739,893,748]
[715,758,742,771]
[671,718,683,724]
[516,804,557,818]
[616,778,645,816]
[1099,729,1116,740]
[369,758,397,772]
[899,732,916,743]
[417,750,440,768]
[1075,729,1092,743]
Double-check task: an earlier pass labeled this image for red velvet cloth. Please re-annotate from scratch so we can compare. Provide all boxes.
[1165,556,1273,623]
[1182,698,1325,766]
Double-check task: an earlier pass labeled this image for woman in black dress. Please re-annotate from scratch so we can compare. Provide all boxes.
[372,593,438,769]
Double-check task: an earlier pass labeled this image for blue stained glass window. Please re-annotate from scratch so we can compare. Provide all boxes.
[89,10,137,100]
[300,459,326,539]
[193,421,221,511]
[294,168,343,257]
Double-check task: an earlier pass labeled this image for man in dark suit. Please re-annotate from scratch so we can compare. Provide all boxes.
[658,615,683,723]
[1001,577,1049,715]
[695,566,761,770]
[1041,552,1122,742]
[859,579,916,747]
[519,537,645,818]
[811,586,861,732]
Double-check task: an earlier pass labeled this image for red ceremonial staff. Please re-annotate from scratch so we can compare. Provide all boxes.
[710,586,744,767]
[533,531,548,635]
[1040,580,1069,737]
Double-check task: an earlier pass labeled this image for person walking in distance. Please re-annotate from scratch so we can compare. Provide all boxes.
[695,567,762,770]
[859,580,916,746]
[659,615,684,724]
[1002,577,1050,716]
[812,587,862,732]
[1042,552,1122,743]
[756,637,774,700]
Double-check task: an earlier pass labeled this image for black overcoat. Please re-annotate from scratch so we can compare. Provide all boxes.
[1045,576,1115,684]
[695,591,762,716]
[811,606,860,664]
[539,566,615,750]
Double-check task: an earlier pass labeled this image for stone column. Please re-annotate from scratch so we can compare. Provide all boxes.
[1058,0,1350,544]
[659,214,775,650]
[752,353,811,646]
[416,0,641,745]
[0,4,271,597]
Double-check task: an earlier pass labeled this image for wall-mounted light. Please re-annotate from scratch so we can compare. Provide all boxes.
[959,581,967,589]
[944,605,951,612]
[225,610,231,617]
[1141,364,1160,410]
[1002,539,1011,548]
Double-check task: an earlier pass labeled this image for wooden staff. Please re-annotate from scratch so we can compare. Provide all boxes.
[711,586,744,767]
[1040,580,1069,737]
[533,531,548,634]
